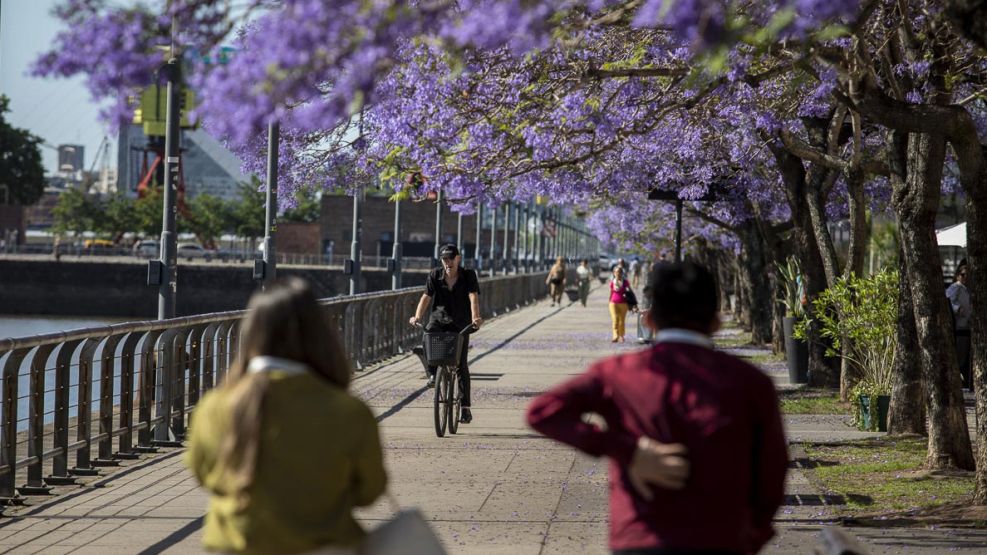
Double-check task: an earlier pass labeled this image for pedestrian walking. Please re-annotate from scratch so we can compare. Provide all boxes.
[527,262,788,555]
[947,264,972,389]
[547,256,567,306]
[636,260,656,343]
[608,266,634,342]
[630,257,641,288]
[576,258,592,307]
[186,277,386,555]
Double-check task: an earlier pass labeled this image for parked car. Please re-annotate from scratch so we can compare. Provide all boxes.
[177,242,213,261]
[83,239,115,250]
[134,239,159,258]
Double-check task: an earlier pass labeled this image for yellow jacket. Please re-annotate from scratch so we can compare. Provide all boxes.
[186,358,386,554]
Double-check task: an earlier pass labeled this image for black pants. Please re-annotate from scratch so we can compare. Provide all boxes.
[427,335,471,407]
[956,329,971,390]
[613,549,741,555]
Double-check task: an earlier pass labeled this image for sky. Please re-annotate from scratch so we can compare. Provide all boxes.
[1,0,113,176]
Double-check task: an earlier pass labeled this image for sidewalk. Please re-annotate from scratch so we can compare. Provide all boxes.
[1,284,986,554]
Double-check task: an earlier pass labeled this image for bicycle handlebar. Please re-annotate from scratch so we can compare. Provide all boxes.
[412,321,479,335]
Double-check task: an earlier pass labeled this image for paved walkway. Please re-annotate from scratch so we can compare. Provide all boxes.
[1,284,986,554]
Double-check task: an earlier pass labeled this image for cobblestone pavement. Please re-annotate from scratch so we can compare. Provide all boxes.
[1,285,985,554]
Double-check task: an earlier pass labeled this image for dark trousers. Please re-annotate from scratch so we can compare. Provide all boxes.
[614,550,742,555]
[956,329,971,390]
[427,335,471,407]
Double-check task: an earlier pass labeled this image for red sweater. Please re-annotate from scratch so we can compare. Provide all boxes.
[526,341,788,553]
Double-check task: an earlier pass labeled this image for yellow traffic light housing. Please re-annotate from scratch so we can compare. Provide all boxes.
[132,85,197,136]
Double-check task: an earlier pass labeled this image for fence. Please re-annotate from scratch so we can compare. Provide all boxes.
[0,272,549,503]
[1,246,557,273]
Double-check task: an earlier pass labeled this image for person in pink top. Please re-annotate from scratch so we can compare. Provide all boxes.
[609,266,635,342]
[527,262,788,555]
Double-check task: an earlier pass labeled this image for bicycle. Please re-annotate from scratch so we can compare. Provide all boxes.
[418,322,478,437]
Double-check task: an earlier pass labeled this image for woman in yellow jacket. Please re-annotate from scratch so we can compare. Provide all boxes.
[186,278,386,554]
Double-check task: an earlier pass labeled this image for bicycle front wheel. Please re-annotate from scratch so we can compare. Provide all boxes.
[448,370,461,435]
[433,367,448,437]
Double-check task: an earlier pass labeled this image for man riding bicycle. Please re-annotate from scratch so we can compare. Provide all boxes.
[409,244,483,424]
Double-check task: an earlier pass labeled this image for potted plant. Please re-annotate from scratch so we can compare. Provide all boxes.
[799,270,898,431]
[777,256,808,384]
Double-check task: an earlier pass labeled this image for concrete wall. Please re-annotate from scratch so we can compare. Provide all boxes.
[0,259,431,318]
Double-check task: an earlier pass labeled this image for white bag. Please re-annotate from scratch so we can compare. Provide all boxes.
[360,496,447,555]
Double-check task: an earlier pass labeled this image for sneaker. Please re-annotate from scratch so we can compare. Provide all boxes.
[426,374,435,388]
[460,407,472,424]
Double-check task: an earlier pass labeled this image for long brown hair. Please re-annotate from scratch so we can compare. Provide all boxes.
[550,256,566,275]
[217,277,352,504]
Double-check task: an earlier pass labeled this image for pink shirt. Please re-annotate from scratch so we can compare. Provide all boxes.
[609,278,630,304]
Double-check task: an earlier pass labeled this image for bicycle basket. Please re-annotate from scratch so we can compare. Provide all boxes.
[424,332,462,366]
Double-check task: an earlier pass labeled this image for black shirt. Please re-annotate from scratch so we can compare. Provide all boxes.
[425,266,480,330]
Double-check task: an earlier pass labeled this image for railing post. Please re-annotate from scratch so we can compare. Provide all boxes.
[172,326,201,438]
[18,344,55,494]
[116,333,142,459]
[72,338,101,476]
[490,204,498,275]
[136,331,161,452]
[48,339,82,485]
[154,329,181,446]
[215,322,233,385]
[1,348,29,502]
[94,335,123,466]
[200,323,218,394]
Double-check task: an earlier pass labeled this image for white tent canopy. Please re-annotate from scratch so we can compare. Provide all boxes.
[936,222,966,248]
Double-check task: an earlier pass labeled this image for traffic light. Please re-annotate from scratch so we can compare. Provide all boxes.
[133,85,197,136]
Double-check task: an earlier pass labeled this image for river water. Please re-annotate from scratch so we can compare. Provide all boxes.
[0,315,139,432]
[0,315,126,339]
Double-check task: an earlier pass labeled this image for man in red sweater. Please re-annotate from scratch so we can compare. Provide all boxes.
[527,262,788,555]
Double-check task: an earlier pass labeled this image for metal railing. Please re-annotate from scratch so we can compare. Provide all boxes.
[1,247,560,273]
[0,272,549,502]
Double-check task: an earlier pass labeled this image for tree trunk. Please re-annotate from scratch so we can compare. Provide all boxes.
[733,260,749,330]
[888,242,926,435]
[717,251,734,314]
[739,220,774,345]
[845,169,870,279]
[767,139,840,388]
[892,132,973,470]
[963,150,987,502]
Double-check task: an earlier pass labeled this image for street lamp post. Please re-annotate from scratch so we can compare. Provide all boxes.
[513,202,521,274]
[390,199,402,290]
[156,58,181,321]
[490,204,498,274]
[474,202,483,271]
[261,121,279,289]
[502,203,511,275]
[348,188,363,294]
[433,190,443,267]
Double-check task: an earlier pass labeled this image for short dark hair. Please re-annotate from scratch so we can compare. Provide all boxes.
[647,262,718,332]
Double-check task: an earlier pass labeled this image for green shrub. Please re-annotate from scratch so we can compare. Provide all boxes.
[796,269,899,421]
[776,255,805,318]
